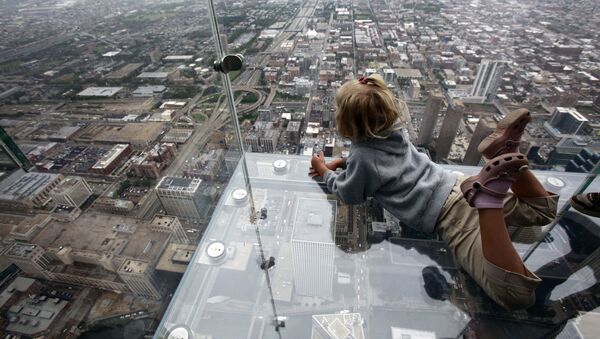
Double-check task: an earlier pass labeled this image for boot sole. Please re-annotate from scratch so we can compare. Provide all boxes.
[478,109,531,159]
[461,153,529,207]
[571,198,600,218]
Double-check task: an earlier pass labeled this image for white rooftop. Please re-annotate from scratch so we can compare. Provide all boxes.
[77,87,123,97]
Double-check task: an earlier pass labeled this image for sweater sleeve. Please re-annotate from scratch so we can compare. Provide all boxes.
[324,156,381,204]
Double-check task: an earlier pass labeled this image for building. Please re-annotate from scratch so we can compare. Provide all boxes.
[156,177,209,221]
[0,171,64,211]
[49,176,92,208]
[77,87,123,97]
[0,126,31,170]
[131,143,177,179]
[105,63,144,81]
[150,215,189,244]
[395,68,423,80]
[470,60,507,103]
[311,313,365,339]
[408,79,421,100]
[436,99,464,160]
[547,107,589,136]
[244,133,260,153]
[2,243,52,279]
[91,144,132,175]
[291,195,336,300]
[92,197,135,214]
[0,213,173,298]
[463,117,496,165]
[244,129,280,153]
[260,130,280,153]
[185,149,225,181]
[416,94,444,147]
[286,121,302,142]
[4,281,68,337]
[117,260,162,299]
[565,148,600,173]
[92,123,164,147]
[132,85,166,97]
[163,129,193,144]
[48,126,81,141]
[164,55,194,62]
[383,68,396,83]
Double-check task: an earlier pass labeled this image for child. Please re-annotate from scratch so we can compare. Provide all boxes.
[309,75,559,310]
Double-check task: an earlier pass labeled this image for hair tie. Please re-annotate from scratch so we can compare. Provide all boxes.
[358,76,368,84]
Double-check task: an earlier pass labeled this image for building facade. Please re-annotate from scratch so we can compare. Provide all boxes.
[150,215,189,244]
[463,117,496,166]
[470,59,507,103]
[416,94,444,147]
[435,99,464,160]
[0,171,64,211]
[91,144,132,175]
[156,177,209,221]
[548,107,589,136]
[50,176,93,208]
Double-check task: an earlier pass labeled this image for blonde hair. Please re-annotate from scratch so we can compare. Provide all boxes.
[335,74,403,141]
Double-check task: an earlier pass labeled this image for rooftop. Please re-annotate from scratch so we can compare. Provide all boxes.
[292,195,336,243]
[0,171,61,201]
[31,213,170,261]
[50,176,85,195]
[156,176,202,192]
[118,259,150,274]
[155,243,196,274]
[77,87,123,97]
[151,214,178,227]
[6,293,67,336]
[92,144,130,170]
[138,72,170,79]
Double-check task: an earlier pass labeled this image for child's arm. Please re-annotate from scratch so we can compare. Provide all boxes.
[308,157,345,177]
[310,151,381,204]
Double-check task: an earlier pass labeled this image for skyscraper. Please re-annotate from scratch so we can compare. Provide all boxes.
[416,94,444,147]
[547,107,588,136]
[470,60,508,103]
[156,177,209,221]
[463,117,496,165]
[0,126,31,171]
[436,99,464,160]
[291,195,336,300]
[117,259,162,299]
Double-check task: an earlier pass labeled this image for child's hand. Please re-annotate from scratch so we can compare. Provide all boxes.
[309,153,343,177]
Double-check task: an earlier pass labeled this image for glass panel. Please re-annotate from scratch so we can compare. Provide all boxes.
[0,0,599,338]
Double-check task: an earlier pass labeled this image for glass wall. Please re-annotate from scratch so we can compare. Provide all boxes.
[156,0,600,338]
[0,0,597,338]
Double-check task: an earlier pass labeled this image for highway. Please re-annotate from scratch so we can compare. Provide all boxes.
[165,0,319,177]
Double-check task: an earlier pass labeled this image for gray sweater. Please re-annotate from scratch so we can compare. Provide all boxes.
[324,129,457,234]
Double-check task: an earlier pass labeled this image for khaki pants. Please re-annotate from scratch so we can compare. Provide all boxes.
[435,178,559,310]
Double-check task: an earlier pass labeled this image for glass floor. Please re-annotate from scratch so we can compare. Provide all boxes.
[156,154,600,339]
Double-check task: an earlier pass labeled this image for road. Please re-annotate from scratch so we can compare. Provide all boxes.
[166,0,319,176]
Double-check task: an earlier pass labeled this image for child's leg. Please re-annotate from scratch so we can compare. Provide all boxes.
[478,209,526,276]
[458,153,543,308]
[511,169,549,198]
[477,108,559,226]
[504,169,559,228]
[436,183,540,310]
